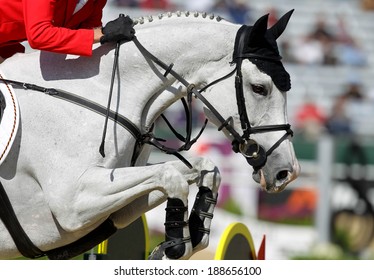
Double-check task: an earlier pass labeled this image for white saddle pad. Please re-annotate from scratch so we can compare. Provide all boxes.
[0,71,20,166]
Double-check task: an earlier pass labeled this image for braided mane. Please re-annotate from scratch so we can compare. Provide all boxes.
[133,11,227,25]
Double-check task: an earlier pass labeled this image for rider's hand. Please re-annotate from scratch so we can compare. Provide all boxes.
[100,15,135,44]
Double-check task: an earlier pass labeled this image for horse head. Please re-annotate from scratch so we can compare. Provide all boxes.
[200,10,300,193]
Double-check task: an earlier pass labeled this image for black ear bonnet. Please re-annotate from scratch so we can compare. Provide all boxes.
[232,10,294,92]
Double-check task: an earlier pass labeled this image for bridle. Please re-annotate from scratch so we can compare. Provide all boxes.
[130,27,293,170]
[228,29,294,170]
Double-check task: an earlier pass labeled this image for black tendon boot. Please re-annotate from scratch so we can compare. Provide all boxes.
[189,187,217,248]
[149,198,190,260]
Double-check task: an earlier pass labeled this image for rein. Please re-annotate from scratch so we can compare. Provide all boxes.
[131,37,241,167]
[99,41,121,158]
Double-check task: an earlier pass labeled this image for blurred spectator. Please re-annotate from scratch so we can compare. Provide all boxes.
[266,6,279,27]
[213,0,252,24]
[326,81,365,135]
[115,0,138,7]
[225,0,252,24]
[336,41,367,67]
[139,0,171,10]
[292,13,367,67]
[295,97,326,140]
[293,36,325,65]
[293,14,336,65]
[309,15,335,42]
[335,16,367,67]
[308,15,338,65]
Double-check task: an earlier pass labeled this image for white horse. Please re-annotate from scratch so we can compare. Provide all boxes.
[0,10,299,260]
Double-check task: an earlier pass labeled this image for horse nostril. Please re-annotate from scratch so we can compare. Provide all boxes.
[276,170,289,181]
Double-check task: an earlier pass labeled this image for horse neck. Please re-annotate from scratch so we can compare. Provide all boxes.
[116,14,238,131]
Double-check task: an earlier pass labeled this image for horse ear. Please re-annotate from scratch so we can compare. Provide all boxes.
[269,9,294,39]
[248,14,269,43]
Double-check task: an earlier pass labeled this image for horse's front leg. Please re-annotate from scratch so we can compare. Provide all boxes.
[46,163,193,258]
[149,157,221,259]
[147,163,194,260]
[186,157,221,254]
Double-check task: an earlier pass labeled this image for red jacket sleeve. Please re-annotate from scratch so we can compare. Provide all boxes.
[23,0,104,56]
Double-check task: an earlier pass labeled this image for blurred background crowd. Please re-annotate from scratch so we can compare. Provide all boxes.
[100,0,374,260]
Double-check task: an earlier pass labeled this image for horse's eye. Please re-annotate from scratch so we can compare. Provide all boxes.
[251,84,267,96]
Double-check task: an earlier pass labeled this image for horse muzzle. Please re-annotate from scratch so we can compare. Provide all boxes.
[252,155,300,193]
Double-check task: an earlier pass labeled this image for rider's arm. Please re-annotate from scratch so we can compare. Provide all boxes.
[22,0,107,56]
